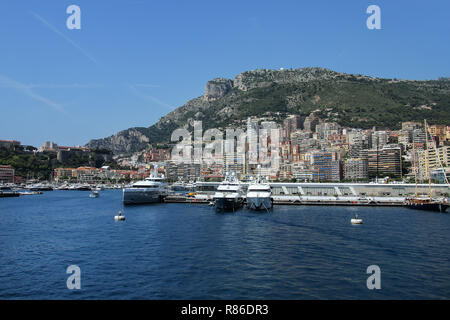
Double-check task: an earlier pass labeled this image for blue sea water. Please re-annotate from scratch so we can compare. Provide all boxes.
[0,190,449,300]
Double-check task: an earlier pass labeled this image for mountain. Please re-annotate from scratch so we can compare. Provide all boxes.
[86,67,450,155]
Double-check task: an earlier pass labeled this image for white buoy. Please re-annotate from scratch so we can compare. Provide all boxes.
[114,211,126,221]
[351,214,363,224]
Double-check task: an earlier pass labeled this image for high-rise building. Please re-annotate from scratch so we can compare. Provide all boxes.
[398,130,411,146]
[418,146,450,180]
[371,131,388,149]
[429,124,447,146]
[312,151,340,182]
[283,115,303,139]
[303,114,319,132]
[247,117,259,165]
[166,161,201,182]
[344,158,369,181]
[347,130,367,158]
[367,145,402,179]
[413,128,426,145]
[315,122,340,140]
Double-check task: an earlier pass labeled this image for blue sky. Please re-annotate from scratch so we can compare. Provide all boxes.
[0,0,449,147]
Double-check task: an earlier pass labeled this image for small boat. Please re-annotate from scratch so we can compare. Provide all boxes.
[19,191,43,195]
[351,214,363,224]
[114,211,126,221]
[89,190,99,198]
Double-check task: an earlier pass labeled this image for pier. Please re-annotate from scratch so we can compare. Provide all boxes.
[163,181,449,207]
[164,194,405,207]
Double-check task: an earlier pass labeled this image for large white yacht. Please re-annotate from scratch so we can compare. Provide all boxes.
[246,166,272,211]
[213,172,244,212]
[122,166,168,205]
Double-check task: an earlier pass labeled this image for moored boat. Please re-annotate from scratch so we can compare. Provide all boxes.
[246,167,272,211]
[404,196,448,213]
[122,166,168,205]
[213,172,244,212]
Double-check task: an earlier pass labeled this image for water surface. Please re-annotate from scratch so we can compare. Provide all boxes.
[1,190,449,299]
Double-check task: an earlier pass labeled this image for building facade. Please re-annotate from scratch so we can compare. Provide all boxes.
[0,165,15,183]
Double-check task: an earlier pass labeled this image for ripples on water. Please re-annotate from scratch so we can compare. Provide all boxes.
[1,190,449,299]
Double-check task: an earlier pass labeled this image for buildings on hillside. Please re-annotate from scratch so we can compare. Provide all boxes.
[418,146,450,181]
[151,114,449,183]
[53,166,144,182]
[0,140,21,150]
[0,165,15,183]
[4,116,449,183]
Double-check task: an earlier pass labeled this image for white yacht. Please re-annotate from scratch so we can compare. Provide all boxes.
[246,166,272,211]
[122,166,168,205]
[212,172,244,212]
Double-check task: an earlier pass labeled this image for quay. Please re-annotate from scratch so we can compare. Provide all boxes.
[164,194,404,206]
[163,182,449,207]
[194,182,450,198]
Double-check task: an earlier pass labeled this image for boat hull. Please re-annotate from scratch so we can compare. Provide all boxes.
[405,203,448,213]
[215,198,243,212]
[123,188,165,205]
[246,197,272,211]
[0,192,20,198]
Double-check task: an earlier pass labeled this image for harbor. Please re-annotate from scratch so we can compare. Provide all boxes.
[1,180,449,209]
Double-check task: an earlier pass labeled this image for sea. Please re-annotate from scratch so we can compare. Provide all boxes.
[1,189,449,299]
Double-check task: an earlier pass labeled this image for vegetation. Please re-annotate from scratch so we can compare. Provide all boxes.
[87,68,450,154]
[0,147,120,180]
[137,72,450,146]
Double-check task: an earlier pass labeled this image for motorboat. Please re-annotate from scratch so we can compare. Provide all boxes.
[122,165,168,205]
[246,166,272,211]
[212,172,244,212]
[89,190,99,198]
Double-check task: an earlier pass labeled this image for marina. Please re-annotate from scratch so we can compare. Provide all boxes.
[1,180,449,210]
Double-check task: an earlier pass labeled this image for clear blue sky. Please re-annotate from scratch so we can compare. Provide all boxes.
[0,0,449,147]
